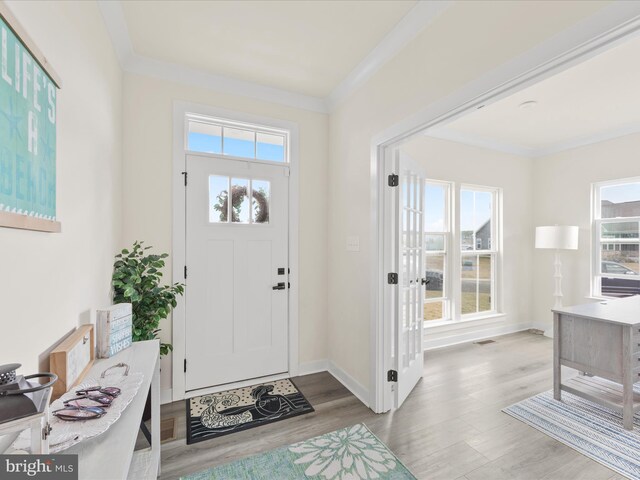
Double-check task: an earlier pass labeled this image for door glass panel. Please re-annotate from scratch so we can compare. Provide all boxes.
[209,175,229,223]
[189,122,222,154]
[601,183,640,218]
[231,178,250,223]
[424,301,443,322]
[251,179,270,224]
[256,133,285,162]
[224,127,255,158]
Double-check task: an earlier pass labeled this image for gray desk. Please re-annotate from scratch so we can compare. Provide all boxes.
[553,296,640,430]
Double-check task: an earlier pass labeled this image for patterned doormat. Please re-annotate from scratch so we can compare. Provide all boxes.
[181,423,417,479]
[503,388,640,479]
[186,379,314,444]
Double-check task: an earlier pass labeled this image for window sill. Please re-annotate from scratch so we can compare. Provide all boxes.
[425,312,505,329]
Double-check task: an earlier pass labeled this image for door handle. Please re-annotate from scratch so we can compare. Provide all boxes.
[421,278,429,286]
[272,282,286,290]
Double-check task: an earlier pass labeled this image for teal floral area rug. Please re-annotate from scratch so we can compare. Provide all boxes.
[181,423,416,480]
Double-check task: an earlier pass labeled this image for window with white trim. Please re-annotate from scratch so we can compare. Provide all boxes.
[424,181,451,321]
[423,181,500,325]
[592,178,640,298]
[460,187,497,316]
[186,114,289,163]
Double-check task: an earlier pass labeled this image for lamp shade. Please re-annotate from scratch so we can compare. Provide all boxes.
[535,226,579,250]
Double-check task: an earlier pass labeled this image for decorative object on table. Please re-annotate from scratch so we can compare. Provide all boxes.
[0,5,61,233]
[181,423,417,480]
[0,364,56,454]
[97,304,133,358]
[13,366,144,453]
[0,364,57,423]
[112,241,185,356]
[49,325,95,401]
[186,379,313,445]
[535,225,579,308]
[504,388,640,480]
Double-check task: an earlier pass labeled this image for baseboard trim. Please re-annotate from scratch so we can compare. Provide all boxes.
[424,323,534,351]
[297,359,329,376]
[327,361,370,408]
[161,388,173,405]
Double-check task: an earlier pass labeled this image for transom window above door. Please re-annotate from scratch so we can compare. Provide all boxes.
[186,114,288,163]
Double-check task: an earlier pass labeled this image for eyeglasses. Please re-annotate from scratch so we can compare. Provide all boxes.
[64,395,113,408]
[76,386,121,398]
[52,405,106,421]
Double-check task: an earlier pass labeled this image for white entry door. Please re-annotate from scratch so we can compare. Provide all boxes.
[394,153,425,407]
[185,154,289,391]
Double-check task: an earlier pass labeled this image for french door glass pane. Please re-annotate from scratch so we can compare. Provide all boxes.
[230,178,250,223]
[460,189,492,251]
[461,254,492,315]
[209,175,229,223]
[425,183,446,232]
[601,183,640,218]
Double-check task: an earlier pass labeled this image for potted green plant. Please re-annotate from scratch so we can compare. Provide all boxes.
[112,241,184,356]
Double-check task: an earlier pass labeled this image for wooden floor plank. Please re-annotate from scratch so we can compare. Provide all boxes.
[159,332,619,480]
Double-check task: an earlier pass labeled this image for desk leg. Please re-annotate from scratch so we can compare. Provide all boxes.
[553,313,561,401]
[622,326,634,430]
[151,355,161,476]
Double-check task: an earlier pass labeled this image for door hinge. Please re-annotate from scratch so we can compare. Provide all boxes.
[184,265,187,279]
[387,370,398,382]
[182,171,188,186]
[184,359,187,373]
[387,273,398,284]
[388,174,399,187]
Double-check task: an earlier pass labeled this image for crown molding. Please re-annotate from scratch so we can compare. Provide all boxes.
[326,1,452,111]
[425,128,537,157]
[97,0,451,115]
[427,121,640,159]
[97,0,328,114]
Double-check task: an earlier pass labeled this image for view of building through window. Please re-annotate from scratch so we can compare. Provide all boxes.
[593,179,640,297]
[424,182,499,323]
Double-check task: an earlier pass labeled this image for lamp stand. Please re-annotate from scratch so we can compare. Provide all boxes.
[553,249,563,309]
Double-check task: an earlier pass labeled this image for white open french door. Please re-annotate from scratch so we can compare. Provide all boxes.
[392,152,425,408]
[184,154,289,391]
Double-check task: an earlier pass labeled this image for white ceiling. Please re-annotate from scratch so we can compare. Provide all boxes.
[429,33,640,157]
[119,0,416,98]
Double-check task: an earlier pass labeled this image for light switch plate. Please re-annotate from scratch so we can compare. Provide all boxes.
[347,236,360,252]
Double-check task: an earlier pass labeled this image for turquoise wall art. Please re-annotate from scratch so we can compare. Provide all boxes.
[0,11,60,231]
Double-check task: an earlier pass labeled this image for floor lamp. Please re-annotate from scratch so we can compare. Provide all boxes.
[535,226,579,309]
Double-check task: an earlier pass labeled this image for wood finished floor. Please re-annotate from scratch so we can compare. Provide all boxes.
[158,332,626,480]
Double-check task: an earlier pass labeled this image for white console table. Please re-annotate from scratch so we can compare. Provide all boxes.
[65,340,160,479]
[553,296,640,430]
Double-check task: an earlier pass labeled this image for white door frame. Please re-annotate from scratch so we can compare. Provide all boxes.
[172,101,300,401]
[369,4,640,413]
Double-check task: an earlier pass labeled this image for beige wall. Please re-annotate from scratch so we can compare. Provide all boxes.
[327,1,609,391]
[532,132,640,333]
[0,1,123,373]
[401,136,534,342]
[122,74,329,391]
